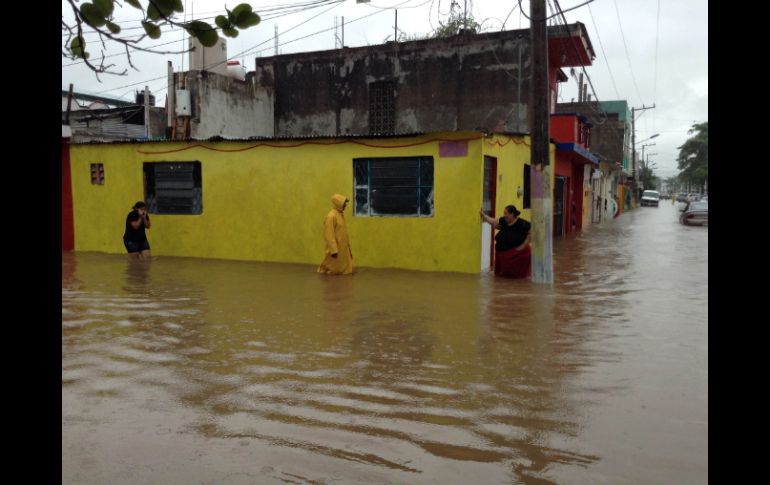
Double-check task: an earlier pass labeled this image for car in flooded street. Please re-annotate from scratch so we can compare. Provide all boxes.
[641,190,660,207]
[680,200,708,226]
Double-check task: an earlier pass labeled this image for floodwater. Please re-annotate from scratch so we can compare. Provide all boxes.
[62,202,707,484]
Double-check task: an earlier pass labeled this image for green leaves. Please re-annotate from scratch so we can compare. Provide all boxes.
[79,0,116,28]
[93,0,114,17]
[80,3,107,28]
[215,4,260,39]
[185,20,219,47]
[67,1,264,73]
[142,21,161,39]
[215,16,229,29]
[676,121,708,187]
[146,3,161,21]
[70,37,90,59]
[230,4,260,29]
[106,21,121,34]
[147,0,182,20]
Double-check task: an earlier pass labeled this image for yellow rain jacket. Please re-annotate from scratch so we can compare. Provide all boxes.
[317,194,354,275]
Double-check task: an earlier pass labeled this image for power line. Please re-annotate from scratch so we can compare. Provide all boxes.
[63,1,341,39]
[65,1,345,70]
[62,0,342,32]
[652,0,661,133]
[519,0,595,22]
[95,0,396,95]
[62,38,186,67]
[612,0,644,104]
[551,0,626,152]
[587,4,620,99]
[551,2,602,107]
[245,1,404,58]
[220,0,346,64]
[365,0,434,10]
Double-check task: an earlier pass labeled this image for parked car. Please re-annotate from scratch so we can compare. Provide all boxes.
[680,200,708,226]
[677,193,688,202]
[641,190,660,207]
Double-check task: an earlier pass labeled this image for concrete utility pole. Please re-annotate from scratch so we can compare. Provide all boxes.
[65,83,74,125]
[464,0,468,31]
[144,85,150,139]
[530,0,553,284]
[167,61,175,132]
[394,10,397,42]
[631,104,655,199]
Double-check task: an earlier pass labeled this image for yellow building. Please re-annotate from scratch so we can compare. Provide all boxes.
[69,131,553,274]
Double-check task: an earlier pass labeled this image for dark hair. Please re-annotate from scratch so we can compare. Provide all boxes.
[504,204,521,216]
[133,201,147,210]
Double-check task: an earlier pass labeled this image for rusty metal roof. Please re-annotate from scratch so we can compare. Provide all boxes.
[71,132,430,145]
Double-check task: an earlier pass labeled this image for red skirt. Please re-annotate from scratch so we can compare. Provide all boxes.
[494,245,531,278]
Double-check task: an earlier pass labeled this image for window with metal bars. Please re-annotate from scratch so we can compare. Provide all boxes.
[354,157,434,217]
[143,162,203,214]
[368,81,395,134]
[90,163,104,185]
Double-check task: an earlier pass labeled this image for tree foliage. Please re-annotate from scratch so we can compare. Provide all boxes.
[676,122,708,190]
[63,0,261,78]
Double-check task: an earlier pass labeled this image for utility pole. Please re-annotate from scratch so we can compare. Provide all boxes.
[578,73,583,102]
[530,0,553,284]
[167,61,175,134]
[464,0,468,31]
[65,83,74,125]
[144,85,151,139]
[334,17,346,48]
[334,17,340,48]
[274,25,278,55]
[631,104,655,202]
[394,10,398,42]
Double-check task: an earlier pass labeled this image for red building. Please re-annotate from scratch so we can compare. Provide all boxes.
[550,113,599,237]
[546,22,598,237]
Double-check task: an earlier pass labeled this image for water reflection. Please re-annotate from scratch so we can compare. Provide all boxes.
[62,205,708,484]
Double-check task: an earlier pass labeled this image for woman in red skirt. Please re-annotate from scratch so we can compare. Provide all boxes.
[480,204,532,278]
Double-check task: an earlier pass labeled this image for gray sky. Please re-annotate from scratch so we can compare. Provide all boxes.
[62,0,707,179]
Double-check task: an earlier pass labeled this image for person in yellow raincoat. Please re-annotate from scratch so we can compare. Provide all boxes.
[317,194,353,275]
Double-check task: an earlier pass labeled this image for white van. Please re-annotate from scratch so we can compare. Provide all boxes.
[641,190,660,207]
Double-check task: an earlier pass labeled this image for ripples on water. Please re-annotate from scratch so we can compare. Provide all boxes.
[62,205,707,484]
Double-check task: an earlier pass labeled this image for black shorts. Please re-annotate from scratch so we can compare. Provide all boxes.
[124,238,150,253]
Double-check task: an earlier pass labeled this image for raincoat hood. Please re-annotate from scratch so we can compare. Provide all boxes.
[331,194,349,212]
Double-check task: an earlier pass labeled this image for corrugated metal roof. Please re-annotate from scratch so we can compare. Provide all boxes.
[71,132,427,145]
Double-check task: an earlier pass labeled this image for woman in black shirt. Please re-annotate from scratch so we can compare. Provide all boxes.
[480,204,532,278]
[124,201,152,259]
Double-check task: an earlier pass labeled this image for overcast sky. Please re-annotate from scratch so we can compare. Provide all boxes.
[62,0,707,179]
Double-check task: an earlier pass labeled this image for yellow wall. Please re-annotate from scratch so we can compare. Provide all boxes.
[70,132,493,273]
[480,134,554,224]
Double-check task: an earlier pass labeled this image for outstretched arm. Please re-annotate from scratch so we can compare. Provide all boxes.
[480,210,501,230]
